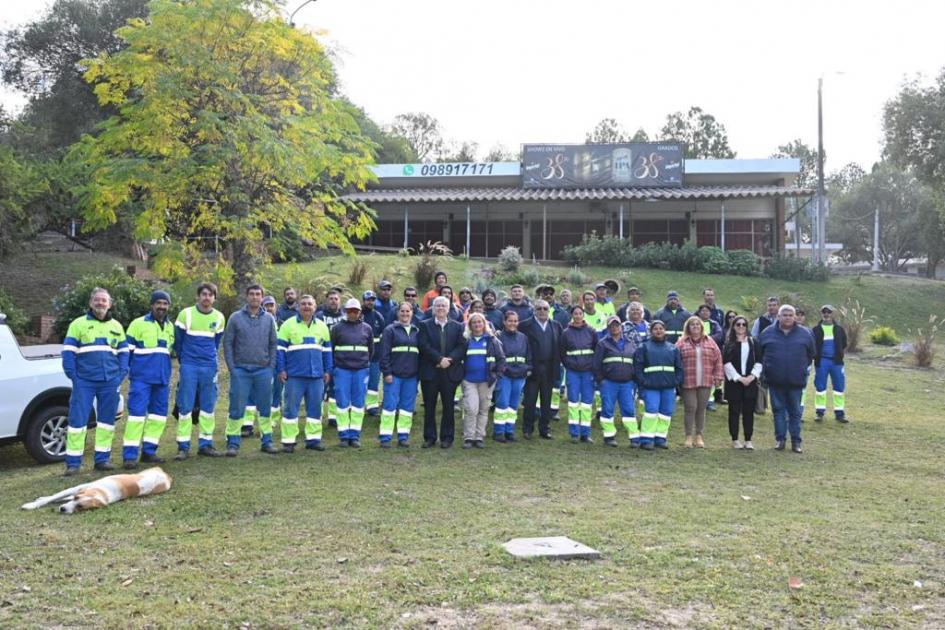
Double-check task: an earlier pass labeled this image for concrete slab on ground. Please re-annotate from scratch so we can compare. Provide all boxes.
[502,536,601,560]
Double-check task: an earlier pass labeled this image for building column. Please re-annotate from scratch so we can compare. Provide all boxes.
[403,206,409,250]
[465,204,471,257]
[720,199,726,251]
[444,213,451,245]
[522,211,532,259]
[542,203,548,260]
[775,179,787,253]
[689,204,698,243]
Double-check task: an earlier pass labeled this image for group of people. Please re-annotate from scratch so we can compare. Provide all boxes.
[59,272,850,475]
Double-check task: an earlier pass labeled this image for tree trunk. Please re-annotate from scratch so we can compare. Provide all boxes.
[230,238,258,287]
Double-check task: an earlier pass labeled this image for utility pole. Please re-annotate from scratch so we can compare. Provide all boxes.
[872,207,880,272]
[816,77,827,264]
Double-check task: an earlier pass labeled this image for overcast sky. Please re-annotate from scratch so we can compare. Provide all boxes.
[3,0,944,171]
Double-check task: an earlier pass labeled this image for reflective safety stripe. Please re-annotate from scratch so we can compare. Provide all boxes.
[603,357,633,364]
[76,345,117,354]
[373,337,382,343]
[185,330,216,338]
[644,366,675,373]
[96,423,116,432]
[286,343,326,352]
[391,346,419,353]
[566,349,593,356]
[334,345,369,352]
[506,356,526,363]
[131,347,170,355]
[62,345,78,352]
[487,357,496,363]
[467,349,487,355]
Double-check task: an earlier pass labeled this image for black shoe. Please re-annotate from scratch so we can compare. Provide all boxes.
[580,435,594,444]
[422,440,436,449]
[380,441,391,449]
[792,443,803,454]
[199,446,224,458]
[224,447,239,457]
[261,443,280,454]
[540,432,553,440]
[240,427,254,438]
[595,411,601,421]
[349,439,361,448]
[94,461,115,472]
[462,440,474,449]
[603,437,617,447]
[505,434,517,443]
[174,450,189,461]
[122,460,138,470]
[835,415,849,424]
[141,454,165,464]
[328,418,338,428]
[63,467,80,477]
[397,440,410,448]
[339,438,349,447]
[473,440,485,449]
[440,440,453,449]
[282,444,295,454]
[641,442,654,451]
[523,432,533,440]
[656,442,668,449]
[775,440,786,451]
[629,441,639,449]
[551,415,561,423]
[305,442,326,451]
[494,434,506,443]
[815,413,824,423]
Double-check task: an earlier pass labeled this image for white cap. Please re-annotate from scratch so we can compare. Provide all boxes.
[344,298,362,311]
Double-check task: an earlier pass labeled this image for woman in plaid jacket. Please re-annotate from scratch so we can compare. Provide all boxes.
[676,316,724,448]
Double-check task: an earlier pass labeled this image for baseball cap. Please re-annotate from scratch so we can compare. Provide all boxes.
[594,282,607,290]
[607,315,621,326]
[362,290,377,300]
[344,298,362,311]
[378,280,392,289]
[262,295,276,306]
[820,304,835,313]
[667,290,679,299]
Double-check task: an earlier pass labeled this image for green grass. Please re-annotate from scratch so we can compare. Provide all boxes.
[1,351,943,627]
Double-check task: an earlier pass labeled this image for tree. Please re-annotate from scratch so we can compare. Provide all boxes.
[770,139,821,190]
[659,106,736,159]
[917,193,945,277]
[1,0,149,152]
[389,112,446,162]
[586,117,629,143]
[343,99,417,163]
[442,141,478,162]
[483,143,519,162]
[629,127,650,143]
[67,0,376,285]
[883,70,945,188]
[829,163,931,270]
[828,162,867,195]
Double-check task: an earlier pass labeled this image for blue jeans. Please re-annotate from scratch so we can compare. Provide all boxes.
[769,385,803,444]
[228,366,274,448]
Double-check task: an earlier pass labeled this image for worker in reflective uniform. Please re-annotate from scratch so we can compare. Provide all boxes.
[122,291,175,468]
[654,291,691,345]
[812,305,849,423]
[361,290,388,417]
[277,294,333,452]
[61,288,129,475]
[378,303,421,447]
[633,320,684,451]
[494,310,531,442]
[331,298,374,447]
[559,305,598,443]
[594,315,638,447]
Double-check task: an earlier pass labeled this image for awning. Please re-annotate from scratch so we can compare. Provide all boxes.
[343,185,815,204]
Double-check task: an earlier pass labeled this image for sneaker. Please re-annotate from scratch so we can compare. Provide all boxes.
[522,432,533,440]
[397,440,410,448]
[603,437,617,447]
[640,442,654,451]
[282,444,295,454]
[694,435,705,448]
[339,439,349,447]
[63,467,80,477]
[774,440,786,451]
[743,441,754,450]
[122,460,138,470]
[422,440,436,449]
[815,413,824,423]
[349,439,361,449]
[684,436,694,448]
[835,415,849,424]
[570,436,579,443]
[706,401,717,412]
[198,446,224,458]
[260,443,279,454]
[380,441,391,449]
[473,440,485,449]
[94,462,115,472]
[440,440,453,449]
[305,442,326,451]
[462,440,474,449]
[224,447,239,457]
[140,454,165,464]
[791,443,803,454]
[539,432,553,440]
[240,427,254,438]
[494,434,506,443]
[506,434,517,443]
[174,450,189,461]
[580,435,594,444]
[655,442,669,450]
[629,441,640,449]
[732,440,743,449]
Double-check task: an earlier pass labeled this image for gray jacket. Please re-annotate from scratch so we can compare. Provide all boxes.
[223,306,278,371]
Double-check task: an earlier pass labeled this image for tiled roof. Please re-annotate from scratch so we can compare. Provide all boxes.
[343,185,815,204]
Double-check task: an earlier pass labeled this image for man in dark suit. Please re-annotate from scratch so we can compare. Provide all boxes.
[417,296,466,448]
[519,299,563,439]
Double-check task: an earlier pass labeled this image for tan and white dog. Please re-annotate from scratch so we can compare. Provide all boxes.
[21,466,172,513]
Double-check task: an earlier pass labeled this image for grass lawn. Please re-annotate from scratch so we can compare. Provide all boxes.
[1,348,942,627]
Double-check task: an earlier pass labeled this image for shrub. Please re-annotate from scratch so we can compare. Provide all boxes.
[0,288,30,336]
[411,241,452,291]
[698,246,730,274]
[53,267,158,339]
[840,299,873,353]
[497,245,523,273]
[348,259,369,287]
[869,325,900,346]
[910,315,938,367]
[726,249,762,276]
[567,266,589,286]
[764,255,829,282]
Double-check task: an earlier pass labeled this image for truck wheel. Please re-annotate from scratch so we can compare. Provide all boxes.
[24,405,70,464]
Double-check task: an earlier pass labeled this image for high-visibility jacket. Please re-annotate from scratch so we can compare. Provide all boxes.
[583,308,608,332]
[593,335,637,383]
[174,305,225,367]
[496,329,531,379]
[331,319,373,370]
[378,322,420,378]
[276,315,333,378]
[126,313,174,385]
[633,339,684,390]
[62,311,129,382]
[559,323,598,372]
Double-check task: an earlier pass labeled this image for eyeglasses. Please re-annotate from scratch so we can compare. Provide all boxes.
[535,306,549,311]
[405,294,417,298]
[734,322,747,327]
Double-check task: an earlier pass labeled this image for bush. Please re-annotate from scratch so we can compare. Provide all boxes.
[726,249,762,276]
[840,299,873,353]
[869,326,900,346]
[910,315,938,368]
[566,266,589,286]
[53,267,159,339]
[497,246,523,273]
[764,255,829,282]
[411,241,452,291]
[348,259,369,287]
[0,288,30,336]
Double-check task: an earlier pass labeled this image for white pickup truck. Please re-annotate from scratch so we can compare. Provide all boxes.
[0,313,76,463]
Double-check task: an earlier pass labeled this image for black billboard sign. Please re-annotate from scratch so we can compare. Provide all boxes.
[522,143,684,189]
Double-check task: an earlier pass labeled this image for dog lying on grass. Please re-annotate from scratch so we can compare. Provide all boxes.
[21,467,172,513]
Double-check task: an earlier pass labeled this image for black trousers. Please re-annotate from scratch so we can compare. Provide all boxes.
[523,361,555,435]
[725,380,757,441]
[421,371,459,443]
